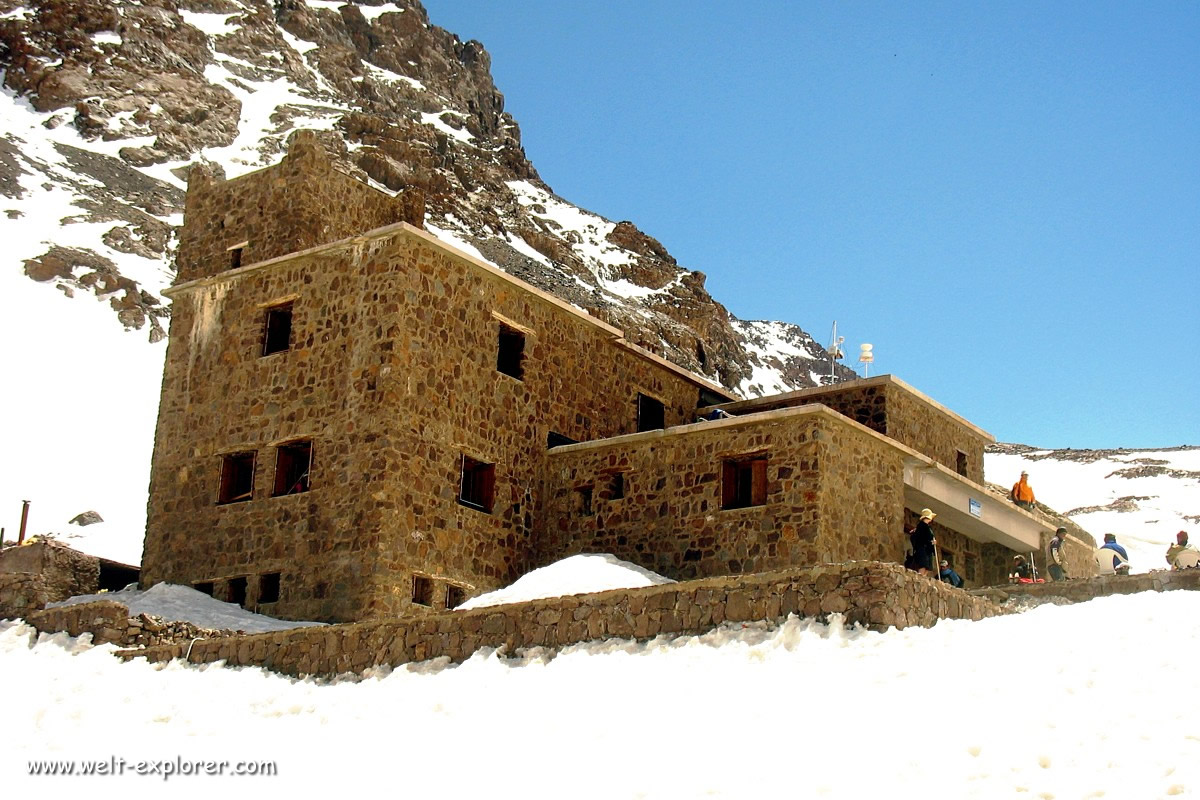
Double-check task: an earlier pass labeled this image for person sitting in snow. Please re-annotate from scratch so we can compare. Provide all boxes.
[1010,471,1036,510]
[1100,533,1131,575]
[1166,531,1199,569]
[939,559,963,588]
[1011,554,1033,581]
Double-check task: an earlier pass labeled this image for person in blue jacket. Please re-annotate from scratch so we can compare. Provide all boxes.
[938,559,964,588]
[1101,533,1131,575]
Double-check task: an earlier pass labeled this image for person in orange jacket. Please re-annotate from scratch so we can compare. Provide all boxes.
[1010,471,1036,510]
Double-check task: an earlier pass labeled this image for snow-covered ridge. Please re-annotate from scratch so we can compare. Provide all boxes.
[985,445,1199,572]
[733,319,833,398]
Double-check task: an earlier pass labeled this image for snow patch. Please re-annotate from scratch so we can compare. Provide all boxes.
[457,554,674,610]
[177,9,239,36]
[50,583,323,633]
[419,111,474,143]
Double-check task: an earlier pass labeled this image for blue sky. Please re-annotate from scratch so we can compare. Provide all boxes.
[423,2,1199,449]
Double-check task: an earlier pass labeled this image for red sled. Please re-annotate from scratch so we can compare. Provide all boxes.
[1016,577,1045,584]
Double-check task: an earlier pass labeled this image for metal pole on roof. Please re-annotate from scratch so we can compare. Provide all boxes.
[17,500,30,545]
[827,322,845,384]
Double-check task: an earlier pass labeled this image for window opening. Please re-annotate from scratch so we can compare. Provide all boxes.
[608,472,625,500]
[217,451,255,504]
[458,455,495,512]
[497,324,525,380]
[721,455,768,509]
[637,393,665,432]
[262,303,293,356]
[273,440,312,496]
[229,576,248,608]
[230,246,243,270]
[193,581,214,597]
[412,574,434,606]
[445,584,467,610]
[259,572,281,604]
[955,450,968,477]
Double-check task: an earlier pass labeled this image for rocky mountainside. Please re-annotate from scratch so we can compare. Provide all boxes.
[0,0,856,395]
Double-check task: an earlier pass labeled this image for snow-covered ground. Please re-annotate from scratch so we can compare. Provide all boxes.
[987,447,1199,573]
[5,589,1200,796]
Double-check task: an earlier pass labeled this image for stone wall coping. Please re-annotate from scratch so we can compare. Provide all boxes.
[708,375,994,443]
[163,222,735,400]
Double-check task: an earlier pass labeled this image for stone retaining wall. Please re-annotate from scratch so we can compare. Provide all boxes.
[121,562,999,678]
[0,573,51,619]
[20,600,236,648]
[979,568,1200,604]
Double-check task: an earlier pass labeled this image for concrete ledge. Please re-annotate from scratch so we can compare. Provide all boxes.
[118,562,999,678]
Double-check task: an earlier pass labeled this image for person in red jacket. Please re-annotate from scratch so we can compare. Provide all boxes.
[1010,471,1036,510]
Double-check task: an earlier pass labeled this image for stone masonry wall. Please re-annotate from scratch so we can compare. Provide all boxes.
[0,573,50,619]
[718,379,989,484]
[883,385,989,484]
[20,600,238,648]
[123,563,1000,678]
[982,568,1200,603]
[147,213,713,622]
[0,539,99,604]
[175,130,422,283]
[815,412,908,565]
[539,410,908,581]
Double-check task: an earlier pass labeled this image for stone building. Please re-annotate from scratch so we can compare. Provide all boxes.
[141,131,1079,623]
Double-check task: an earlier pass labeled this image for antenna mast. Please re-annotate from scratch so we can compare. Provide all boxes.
[827,322,845,384]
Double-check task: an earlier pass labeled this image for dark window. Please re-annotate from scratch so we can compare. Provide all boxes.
[547,431,578,449]
[458,455,495,512]
[637,393,665,432]
[262,303,293,356]
[230,246,243,269]
[497,324,525,380]
[412,574,434,606]
[721,455,768,509]
[259,572,281,604]
[193,581,214,597]
[445,584,467,610]
[956,450,968,477]
[229,576,248,608]
[608,472,625,500]
[575,485,593,516]
[217,451,255,504]
[273,440,312,496]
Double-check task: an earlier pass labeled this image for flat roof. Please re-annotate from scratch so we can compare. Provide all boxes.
[164,221,736,400]
[709,374,994,442]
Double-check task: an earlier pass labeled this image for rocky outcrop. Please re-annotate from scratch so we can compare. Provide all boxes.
[1,0,848,395]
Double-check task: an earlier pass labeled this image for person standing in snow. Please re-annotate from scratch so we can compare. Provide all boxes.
[912,509,937,575]
[1047,527,1068,581]
[1101,533,1130,575]
[939,559,963,588]
[1166,531,1199,569]
[1010,471,1036,510]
